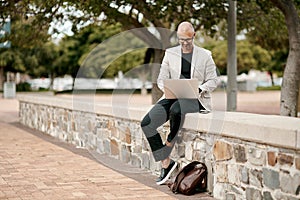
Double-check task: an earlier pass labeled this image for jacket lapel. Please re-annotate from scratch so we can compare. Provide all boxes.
[173,46,182,79]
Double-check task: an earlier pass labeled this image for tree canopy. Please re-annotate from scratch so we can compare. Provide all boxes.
[208,40,272,75]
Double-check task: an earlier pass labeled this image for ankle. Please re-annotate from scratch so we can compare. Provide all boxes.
[161,158,170,168]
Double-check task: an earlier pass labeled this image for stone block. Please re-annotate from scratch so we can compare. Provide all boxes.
[107,119,114,129]
[193,151,203,162]
[263,191,274,200]
[87,134,97,149]
[131,127,141,144]
[280,172,300,196]
[182,131,196,142]
[87,119,94,132]
[149,155,160,172]
[249,169,263,188]
[273,190,299,200]
[96,129,110,139]
[263,168,279,189]
[215,163,228,183]
[131,155,141,168]
[124,127,132,144]
[120,144,131,163]
[245,187,262,200]
[185,141,193,161]
[141,153,150,170]
[267,151,277,166]
[296,157,300,170]
[110,127,119,139]
[213,183,226,199]
[213,141,233,161]
[225,193,236,200]
[168,144,178,159]
[193,138,205,151]
[131,145,141,153]
[110,139,119,156]
[205,160,214,193]
[142,138,150,151]
[278,153,293,166]
[177,144,185,158]
[233,145,247,163]
[206,134,216,146]
[103,139,111,154]
[96,139,104,154]
[280,171,293,194]
[240,166,249,184]
[248,148,265,166]
[228,164,239,185]
[119,127,131,144]
[229,184,244,196]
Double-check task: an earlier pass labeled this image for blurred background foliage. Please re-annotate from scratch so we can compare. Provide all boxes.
[0,0,295,82]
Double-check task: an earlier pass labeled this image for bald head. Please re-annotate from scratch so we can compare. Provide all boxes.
[177,22,195,37]
[177,22,195,53]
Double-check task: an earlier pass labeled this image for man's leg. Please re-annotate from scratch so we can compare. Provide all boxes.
[141,99,175,162]
[141,99,178,185]
[158,99,203,185]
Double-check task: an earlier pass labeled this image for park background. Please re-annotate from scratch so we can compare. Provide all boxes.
[0,1,300,199]
[0,1,299,116]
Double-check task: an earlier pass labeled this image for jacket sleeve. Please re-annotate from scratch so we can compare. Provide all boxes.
[199,52,218,93]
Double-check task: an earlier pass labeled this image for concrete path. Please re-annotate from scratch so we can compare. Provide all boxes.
[0,96,214,199]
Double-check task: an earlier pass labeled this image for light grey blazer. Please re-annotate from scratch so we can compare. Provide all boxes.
[157,45,218,111]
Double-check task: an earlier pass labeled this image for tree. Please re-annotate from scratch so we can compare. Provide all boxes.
[208,40,271,74]
[0,0,64,89]
[237,1,288,85]
[56,22,124,78]
[0,16,56,89]
[237,0,300,116]
[268,0,300,116]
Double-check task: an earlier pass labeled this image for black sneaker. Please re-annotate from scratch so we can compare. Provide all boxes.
[156,159,177,185]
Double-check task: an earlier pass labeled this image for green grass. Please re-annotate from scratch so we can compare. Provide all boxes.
[256,85,281,91]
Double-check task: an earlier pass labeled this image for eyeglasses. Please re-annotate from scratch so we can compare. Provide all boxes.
[178,37,194,43]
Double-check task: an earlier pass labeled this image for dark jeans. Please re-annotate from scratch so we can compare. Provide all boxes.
[141,98,204,161]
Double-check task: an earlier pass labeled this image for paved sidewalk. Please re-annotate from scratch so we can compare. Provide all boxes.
[0,97,214,200]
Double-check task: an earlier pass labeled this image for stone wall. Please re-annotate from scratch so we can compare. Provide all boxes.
[18,94,300,200]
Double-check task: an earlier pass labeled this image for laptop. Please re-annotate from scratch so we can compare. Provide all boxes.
[163,79,199,99]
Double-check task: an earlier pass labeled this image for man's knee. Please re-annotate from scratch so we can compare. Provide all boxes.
[141,114,151,127]
[170,105,181,116]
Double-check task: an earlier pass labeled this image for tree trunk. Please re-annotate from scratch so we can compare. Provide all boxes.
[298,81,300,116]
[271,0,300,116]
[268,70,274,86]
[0,67,4,91]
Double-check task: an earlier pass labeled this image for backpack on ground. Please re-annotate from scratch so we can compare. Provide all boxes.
[168,161,208,195]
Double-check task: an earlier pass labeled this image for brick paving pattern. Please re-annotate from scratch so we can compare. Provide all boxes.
[0,121,178,200]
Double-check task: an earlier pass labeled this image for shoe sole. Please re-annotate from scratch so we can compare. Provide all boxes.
[156,162,178,185]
